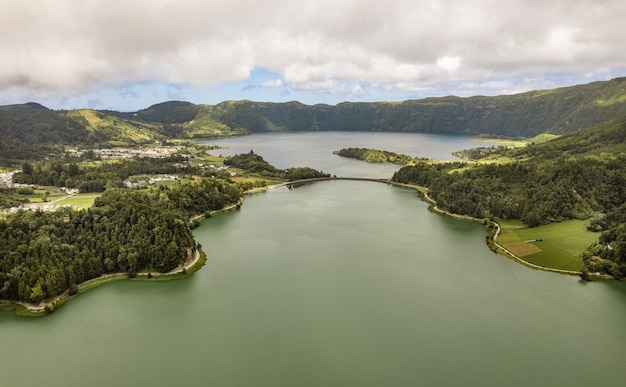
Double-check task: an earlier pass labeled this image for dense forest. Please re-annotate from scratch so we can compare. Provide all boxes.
[0,103,88,145]
[0,178,242,303]
[392,115,626,277]
[224,151,330,180]
[334,147,427,165]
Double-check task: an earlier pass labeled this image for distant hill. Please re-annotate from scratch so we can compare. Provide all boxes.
[104,101,199,124]
[2,77,626,147]
[0,103,88,144]
[121,77,626,138]
[0,104,170,147]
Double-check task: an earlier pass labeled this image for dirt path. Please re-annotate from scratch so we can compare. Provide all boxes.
[387,182,593,276]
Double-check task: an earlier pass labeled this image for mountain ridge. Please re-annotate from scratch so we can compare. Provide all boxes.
[2,77,626,146]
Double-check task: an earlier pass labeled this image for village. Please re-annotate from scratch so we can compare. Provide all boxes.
[1,145,236,214]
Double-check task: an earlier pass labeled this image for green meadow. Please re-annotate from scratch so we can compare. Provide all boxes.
[497,219,599,271]
[55,193,102,209]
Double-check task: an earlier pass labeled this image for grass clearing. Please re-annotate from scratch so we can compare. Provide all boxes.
[474,137,528,148]
[55,193,101,209]
[498,219,598,271]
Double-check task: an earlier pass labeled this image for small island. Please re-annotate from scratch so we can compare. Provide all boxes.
[334,147,427,165]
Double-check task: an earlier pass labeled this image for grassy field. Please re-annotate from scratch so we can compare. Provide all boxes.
[497,219,599,271]
[55,193,101,209]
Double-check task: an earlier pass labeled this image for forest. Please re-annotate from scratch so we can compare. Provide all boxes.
[392,115,626,278]
[0,178,242,303]
[334,147,427,165]
[224,151,330,180]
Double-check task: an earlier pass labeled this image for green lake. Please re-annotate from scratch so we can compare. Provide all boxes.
[2,133,626,386]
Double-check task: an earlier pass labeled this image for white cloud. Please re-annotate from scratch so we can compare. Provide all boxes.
[437,56,462,72]
[260,79,284,88]
[0,0,625,106]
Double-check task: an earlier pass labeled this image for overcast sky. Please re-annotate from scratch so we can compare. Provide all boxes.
[1,0,625,111]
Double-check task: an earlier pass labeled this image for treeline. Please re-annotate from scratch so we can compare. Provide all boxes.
[0,178,242,303]
[393,157,626,277]
[223,151,330,180]
[334,147,427,165]
[0,103,88,144]
[0,141,55,167]
[583,203,626,278]
[12,155,195,192]
[0,187,33,208]
[187,78,626,138]
[107,101,199,124]
[392,113,626,278]
[393,156,626,225]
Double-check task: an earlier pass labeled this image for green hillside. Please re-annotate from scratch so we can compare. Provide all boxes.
[66,109,169,144]
[392,114,626,277]
[3,77,626,150]
[90,77,626,139]
[168,77,626,137]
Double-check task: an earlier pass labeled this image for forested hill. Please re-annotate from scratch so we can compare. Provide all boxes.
[2,78,626,147]
[391,115,626,277]
[123,77,626,137]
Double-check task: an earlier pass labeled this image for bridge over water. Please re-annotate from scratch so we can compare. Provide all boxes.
[282,176,392,187]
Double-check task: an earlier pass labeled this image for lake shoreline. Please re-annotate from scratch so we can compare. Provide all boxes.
[0,248,207,317]
[264,177,611,279]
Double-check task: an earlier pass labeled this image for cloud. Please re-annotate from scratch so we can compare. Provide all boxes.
[1,0,625,104]
[437,56,462,72]
[260,79,284,88]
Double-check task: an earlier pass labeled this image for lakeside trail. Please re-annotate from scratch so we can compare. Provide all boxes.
[2,196,239,315]
[0,248,202,314]
[382,181,591,276]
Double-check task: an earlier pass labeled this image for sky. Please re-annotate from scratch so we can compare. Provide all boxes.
[1,0,625,112]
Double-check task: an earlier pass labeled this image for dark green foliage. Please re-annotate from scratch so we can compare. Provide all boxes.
[285,167,330,180]
[223,151,283,177]
[224,151,329,180]
[0,142,54,167]
[394,151,626,225]
[0,187,31,208]
[0,104,88,144]
[334,147,426,164]
[393,115,626,276]
[583,203,626,278]
[0,178,241,302]
[107,101,199,124]
[191,78,626,137]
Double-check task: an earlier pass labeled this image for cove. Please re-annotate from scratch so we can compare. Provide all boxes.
[2,180,626,386]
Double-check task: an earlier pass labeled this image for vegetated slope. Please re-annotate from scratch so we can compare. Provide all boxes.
[0,103,88,144]
[3,77,626,147]
[392,115,626,277]
[508,114,626,159]
[144,77,626,138]
[66,109,172,143]
[0,178,242,304]
[108,101,199,124]
[0,103,172,148]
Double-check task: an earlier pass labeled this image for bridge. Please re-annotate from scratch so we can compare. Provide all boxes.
[280,176,392,188]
